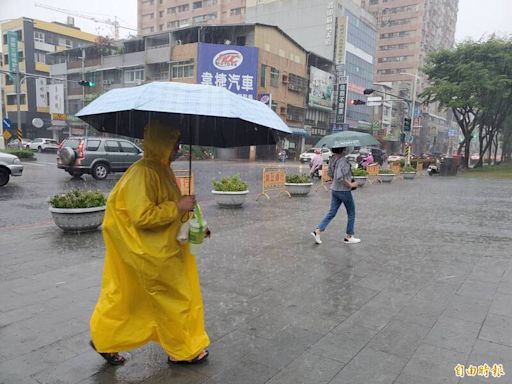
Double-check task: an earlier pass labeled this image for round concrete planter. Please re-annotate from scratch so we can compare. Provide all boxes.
[285,182,313,196]
[49,206,106,232]
[401,172,417,180]
[211,190,249,208]
[353,176,367,187]
[379,173,394,183]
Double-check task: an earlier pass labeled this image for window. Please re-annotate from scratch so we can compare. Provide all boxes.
[260,64,266,87]
[192,1,202,9]
[203,0,217,6]
[288,74,307,93]
[236,36,246,46]
[7,94,26,105]
[369,0,378,3]
[286,105,304,122]
[171,60,194,78]
[178,4,190,12]
[159,24,164,31]
[2,30,22,45]
[86,139,101,151]
[168,7,177,14]
[230,7,244,16]
[105,141,120,152]
[34,31,45,43]
[159,11,164,17]
[270,67,279,87]
[120,141,140,153]
[34,51,46,64]
[124,69,144,83]
[193,13,216,24]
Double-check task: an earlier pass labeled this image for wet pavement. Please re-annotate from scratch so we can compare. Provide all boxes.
[1,155,512,384]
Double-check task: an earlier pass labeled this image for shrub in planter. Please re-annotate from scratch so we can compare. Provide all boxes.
[285,174,313,196]
[49,189,107,232]
[285,174,311,184]
[2,148,35,160]
[351,168,368,187]
[351,168,368,177]
[401,165,417,180]
[378,168,395,183]
[211,174,249,207]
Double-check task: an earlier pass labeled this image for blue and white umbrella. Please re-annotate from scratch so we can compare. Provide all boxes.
[76,81,291,147]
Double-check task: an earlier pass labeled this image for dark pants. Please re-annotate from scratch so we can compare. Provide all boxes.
[318,190,355,235]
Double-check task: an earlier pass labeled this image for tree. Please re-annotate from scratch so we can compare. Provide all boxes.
[421,38,512,168]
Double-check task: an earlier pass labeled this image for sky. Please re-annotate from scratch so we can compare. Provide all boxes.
[0,0,511,42]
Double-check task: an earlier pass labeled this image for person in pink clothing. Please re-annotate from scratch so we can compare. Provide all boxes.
[310,149,323,177]
[361,151,374,169]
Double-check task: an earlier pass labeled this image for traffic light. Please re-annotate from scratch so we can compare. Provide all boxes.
[400,133,406,143]
[363,88,375,95]
[78,80,96,87]
[350,99,366,105]
[404,117,412,132]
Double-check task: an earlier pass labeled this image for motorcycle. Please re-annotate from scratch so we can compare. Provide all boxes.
[309,162,322,178]
[427,164,439,176]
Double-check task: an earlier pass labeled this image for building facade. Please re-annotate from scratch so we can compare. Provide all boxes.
[361,0,459,154]
[0,18,97,140]
[50,24,319,158]
[138,0,247,35]
[246,0,378,133]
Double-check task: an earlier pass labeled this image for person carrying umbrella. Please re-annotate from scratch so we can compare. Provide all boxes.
[311,146,361,245]
[89,120,210,366]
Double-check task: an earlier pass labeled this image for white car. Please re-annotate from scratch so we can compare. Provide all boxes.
[387,154,405,163]
[7,139,31,149]
[27,138,59,152]
[0,151,24,186]
[299,148,332,163]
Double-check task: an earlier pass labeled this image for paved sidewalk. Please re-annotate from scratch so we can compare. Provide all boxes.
[1,176,512,384]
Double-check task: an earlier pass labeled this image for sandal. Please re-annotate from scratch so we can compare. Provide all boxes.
[89,340,126,365]
[168,350,209,365]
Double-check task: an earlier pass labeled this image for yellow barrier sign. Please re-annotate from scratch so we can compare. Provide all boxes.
[257,167,290,200]
[174,170,194,196]
[3,130,12,141]
[316,166,332,191]
[366,163,380,184]
[390,163,401,175]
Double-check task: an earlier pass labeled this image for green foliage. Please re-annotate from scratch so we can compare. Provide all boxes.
[378,168,394,175]
[212,174,248,192]
[286,174,311,183]
[351,168,368,176]
[401,166,417,173]
[2,148,35,159]
[49,189,106,209]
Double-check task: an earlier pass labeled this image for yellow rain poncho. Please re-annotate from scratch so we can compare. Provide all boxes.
[90,121,210,360]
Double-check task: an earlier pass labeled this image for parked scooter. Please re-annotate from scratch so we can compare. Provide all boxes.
[427,163,439,176]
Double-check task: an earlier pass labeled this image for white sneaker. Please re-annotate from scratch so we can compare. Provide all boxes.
[344,236,361,244]
[311,231,322,244]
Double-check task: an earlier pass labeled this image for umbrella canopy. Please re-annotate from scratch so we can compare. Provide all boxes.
[75,81,291,147]
[314,131,379,149]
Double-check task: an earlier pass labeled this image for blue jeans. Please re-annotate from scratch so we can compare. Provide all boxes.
[318,190,355,235]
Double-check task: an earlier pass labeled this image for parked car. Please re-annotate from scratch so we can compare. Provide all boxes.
[27,138,59,152]
[7,139,31,149]
[57,137,143,179]
[388,153,405,163]
[0,151,24,186]
[299,147,332,163]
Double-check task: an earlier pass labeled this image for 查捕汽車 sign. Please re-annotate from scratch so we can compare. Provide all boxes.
[197,43,258,99]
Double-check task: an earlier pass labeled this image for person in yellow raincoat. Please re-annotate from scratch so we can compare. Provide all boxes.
[89,120,210,365]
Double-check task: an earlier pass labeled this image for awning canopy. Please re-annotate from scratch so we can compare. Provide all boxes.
[290,127,309,137]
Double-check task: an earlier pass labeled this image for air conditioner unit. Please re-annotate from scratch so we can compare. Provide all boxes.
[102,80,113,85]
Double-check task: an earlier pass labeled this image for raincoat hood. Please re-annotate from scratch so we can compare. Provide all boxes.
[143,120,180,165]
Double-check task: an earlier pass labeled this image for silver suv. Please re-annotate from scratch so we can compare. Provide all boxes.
[57,137,143,179]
